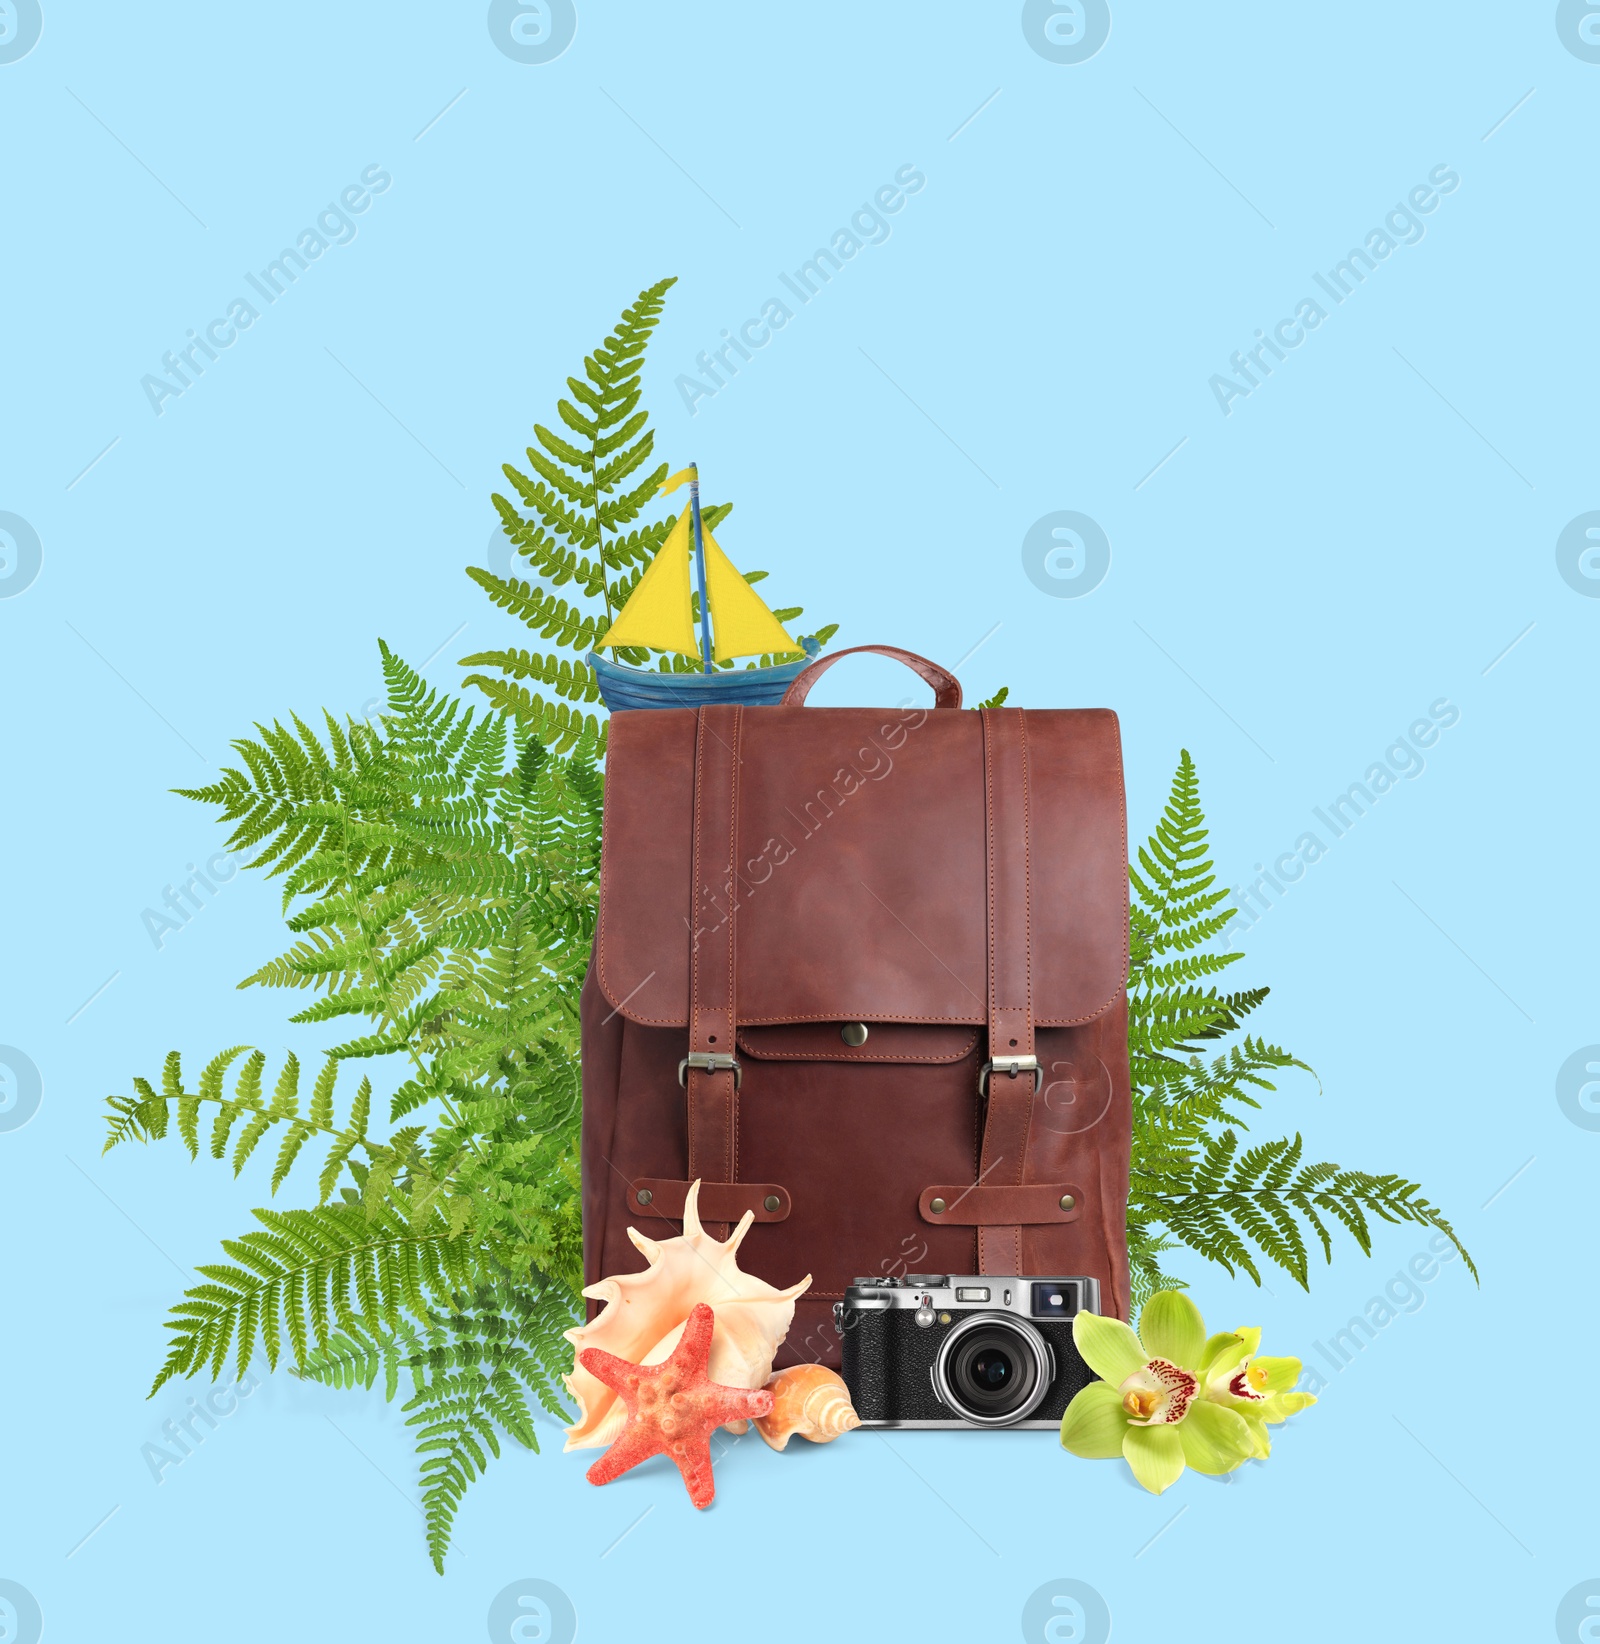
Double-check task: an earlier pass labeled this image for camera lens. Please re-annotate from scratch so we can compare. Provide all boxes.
[971,1348,1012,1390]
[952,1331,1027,1415]
[934,1316,1053,1426]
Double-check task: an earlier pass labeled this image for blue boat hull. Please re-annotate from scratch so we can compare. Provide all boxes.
[588,639,819,710]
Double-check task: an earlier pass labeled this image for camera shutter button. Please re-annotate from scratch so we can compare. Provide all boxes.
[914,1295,936,1328]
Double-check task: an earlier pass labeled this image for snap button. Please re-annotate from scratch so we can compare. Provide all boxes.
[841,1022,869,1046]
[763,1194,780,1212]
[930,1197,947,1214]
[1059,1193,1075,1211]
[636,1188,653,1206]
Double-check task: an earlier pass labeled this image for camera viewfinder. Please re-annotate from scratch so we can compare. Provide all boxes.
[1030,1281,1080,1319]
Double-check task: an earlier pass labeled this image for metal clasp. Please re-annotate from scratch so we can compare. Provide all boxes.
[978,1055,1041,1097]
[679,1052,742,1091]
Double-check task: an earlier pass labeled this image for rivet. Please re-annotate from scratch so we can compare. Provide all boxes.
[1059,1193,1075,1212]
[841,1022,869,1047]
[763,1194,780,1212]
[636,1188,653,1206]
[930,1197,947,1214]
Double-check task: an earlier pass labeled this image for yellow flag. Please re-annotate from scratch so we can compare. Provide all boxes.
[596,506,701,658]
[702,527,797,662]
[658,466,697,496]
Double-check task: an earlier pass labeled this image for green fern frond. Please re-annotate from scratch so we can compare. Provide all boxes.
[115,647,598,1571]
[149,1201,479,1393]
[298,1274,578,1570]
[1128,752,1471,1294]
[403,1277,577,1570]
[1129,749,1236,959]
[1126,1222,1186,1310]
[106,1047,381,1200]
[1136,1129,1475,1288]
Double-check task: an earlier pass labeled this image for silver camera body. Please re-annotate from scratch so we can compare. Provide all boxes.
[836,1274,1101,1429]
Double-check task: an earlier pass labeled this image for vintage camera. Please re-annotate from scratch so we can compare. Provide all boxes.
[835,1274,1100,1428]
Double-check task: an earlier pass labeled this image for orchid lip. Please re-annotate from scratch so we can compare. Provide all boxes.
[1229,1366,1269,1401]
[1207,1356,1270,1403]
[1117,1357,1197,1425]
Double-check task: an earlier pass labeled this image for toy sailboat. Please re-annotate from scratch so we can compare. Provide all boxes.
[587,463,818,710]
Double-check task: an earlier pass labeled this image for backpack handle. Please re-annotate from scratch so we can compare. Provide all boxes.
[779,644,963,709]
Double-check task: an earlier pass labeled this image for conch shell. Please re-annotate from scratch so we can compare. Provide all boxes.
[563,1181,811,1452]
[754,1364,861,1450]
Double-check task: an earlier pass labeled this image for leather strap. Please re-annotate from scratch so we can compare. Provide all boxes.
[686,703,743,1238]
[918,1183,1081,1226]
[976,707,1035,1273]
[629,1178,791,1223]
[779,644,963,709]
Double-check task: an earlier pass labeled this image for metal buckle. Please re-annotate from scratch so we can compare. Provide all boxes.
[678,1052,742,1091]
[978,1055,1041,1097]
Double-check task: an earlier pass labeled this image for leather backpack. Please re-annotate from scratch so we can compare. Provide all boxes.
[579,645,1132,1368]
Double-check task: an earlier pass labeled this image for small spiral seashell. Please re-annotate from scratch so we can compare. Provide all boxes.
[754,1364,861,1451]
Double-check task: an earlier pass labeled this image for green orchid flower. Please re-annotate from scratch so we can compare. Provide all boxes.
[1059,1291,1315,1493]
[1195,1326,1317,1459]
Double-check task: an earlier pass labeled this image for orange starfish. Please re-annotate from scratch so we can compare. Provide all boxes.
[578,1302,775,1508]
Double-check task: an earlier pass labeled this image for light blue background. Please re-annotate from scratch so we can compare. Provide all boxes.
[2,4,1594,1639]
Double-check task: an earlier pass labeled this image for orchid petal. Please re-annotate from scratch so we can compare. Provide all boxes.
[1059,1382,1130,1459]
[1177,1399,1255,1475]
[1122,1423,1186,1494]
[1198,1330,1246,1380]
[1137,1290,1207,1371]
[1240,1412,1271,1459]
[1073,1312,1148,1384]
[1253,1355,1301,1395]
[1228,1326,1263,1360]
[1259,1390,1317,1426]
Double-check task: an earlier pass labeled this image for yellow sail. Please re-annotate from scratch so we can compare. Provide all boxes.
[596,505,700,657]
[703,528,798,662]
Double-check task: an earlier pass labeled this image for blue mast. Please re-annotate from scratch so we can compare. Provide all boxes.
[688,460,713,673]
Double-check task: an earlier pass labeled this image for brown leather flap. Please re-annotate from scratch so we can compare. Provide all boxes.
[737,1022,980,1064]
[918,1184,1083,1225]
[597,706,1127,1029]
[628,1178,791,1222]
